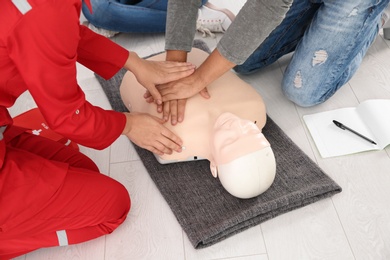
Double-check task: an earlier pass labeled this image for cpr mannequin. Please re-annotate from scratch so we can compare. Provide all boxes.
[120,48,276,199]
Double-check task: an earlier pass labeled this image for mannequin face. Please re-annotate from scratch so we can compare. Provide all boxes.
[209,112,276,199]
[210,112,270,166]
[209,112,271,168]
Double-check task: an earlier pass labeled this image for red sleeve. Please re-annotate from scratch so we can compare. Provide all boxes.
[7,1,126,150]
[77,25,129,79]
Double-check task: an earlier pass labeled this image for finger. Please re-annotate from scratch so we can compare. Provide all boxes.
[167,63,196,72]
[143,91,154,103]
[169,100,178,125]
[162,102,170,121]
[146,85,162,105]
[149,146,164,156]
[161,92,175,102]
[154,141,174,155]
[160,129,183,152]
[177,99,186,123]
[145,96,155,103]
[157,102,163,113]
[199,87,210,99]
[143,90,151,98]
[160,68,195,84]
[162,61,194,69]
[146,137,174,155]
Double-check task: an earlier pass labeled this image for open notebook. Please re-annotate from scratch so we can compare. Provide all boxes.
[303,99,390,158]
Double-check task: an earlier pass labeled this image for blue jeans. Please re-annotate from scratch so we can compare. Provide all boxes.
[234,0,390,107]
[82,0,207,33]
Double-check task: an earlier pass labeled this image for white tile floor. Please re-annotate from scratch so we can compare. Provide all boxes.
[11,1,390,259]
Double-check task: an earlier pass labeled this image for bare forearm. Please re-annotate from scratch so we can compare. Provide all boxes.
[164,48,235,94]
[166,50,188,62]
[158,49,236,102]
[195,48,236,87]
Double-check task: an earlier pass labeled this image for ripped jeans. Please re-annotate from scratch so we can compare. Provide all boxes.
[234,0,390,107]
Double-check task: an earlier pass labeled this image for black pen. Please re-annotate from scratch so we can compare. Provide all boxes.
[333,120,377,145]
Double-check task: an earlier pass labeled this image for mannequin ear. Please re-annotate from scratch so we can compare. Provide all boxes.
[209,162,218,178]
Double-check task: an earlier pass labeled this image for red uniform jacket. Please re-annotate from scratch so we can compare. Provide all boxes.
[0,0,128,150]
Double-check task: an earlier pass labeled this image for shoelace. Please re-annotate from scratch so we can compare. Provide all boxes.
[196,19,224,38]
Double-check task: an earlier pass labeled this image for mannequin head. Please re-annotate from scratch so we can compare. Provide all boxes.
[209,112,276,199]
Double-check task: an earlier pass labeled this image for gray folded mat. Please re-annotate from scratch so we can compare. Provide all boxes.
[95,40,341,248]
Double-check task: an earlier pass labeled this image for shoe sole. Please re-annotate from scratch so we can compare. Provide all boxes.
[204,2,236,22]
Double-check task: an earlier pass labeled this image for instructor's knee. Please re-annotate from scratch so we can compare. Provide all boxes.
[106,179,131,224]
[114,181,131,217]
[100,181,130,234]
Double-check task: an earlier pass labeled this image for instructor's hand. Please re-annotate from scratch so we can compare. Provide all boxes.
[125,52,195,105]
[122,112,183,155]
[157,73,210,102]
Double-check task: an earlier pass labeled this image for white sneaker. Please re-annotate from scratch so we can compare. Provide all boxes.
[382,7,390,28]
[196,2,235,38]
[83,22,119,38]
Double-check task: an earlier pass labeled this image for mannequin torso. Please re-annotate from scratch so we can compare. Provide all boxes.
[120,48,266,162]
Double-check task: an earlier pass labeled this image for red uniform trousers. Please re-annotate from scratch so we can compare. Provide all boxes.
[0,126,131,259]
